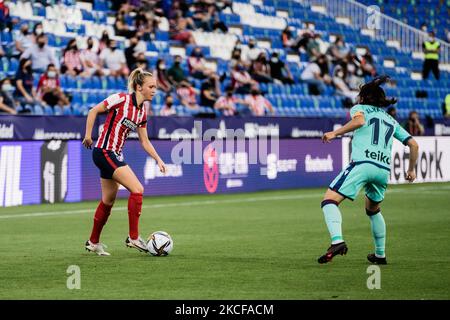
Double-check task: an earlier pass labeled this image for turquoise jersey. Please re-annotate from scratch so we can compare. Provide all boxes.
[349,104,411,170]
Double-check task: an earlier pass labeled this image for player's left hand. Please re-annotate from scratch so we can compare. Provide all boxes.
[322,132,336,143]
[158,160,167,174]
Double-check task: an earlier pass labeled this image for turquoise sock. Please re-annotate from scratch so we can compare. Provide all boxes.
[368,211,386,258]
[321,200,344,244]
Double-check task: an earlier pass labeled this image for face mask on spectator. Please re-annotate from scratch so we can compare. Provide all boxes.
[249,43,255,49]
[38,41,45,48]
[193,51,203,58]
[87,42,93,49]
[237,65,245,71]
[22,28,29,35]
[2,83,14,92]
[35,28,43,35]
[166,99,173,107]
[336,71,344,78]
[71,44,78,51]
[251,89,259,96]
[175,60,181,65]
[25,64,32,73]
[226,91,233,97]
[159,63,166,70]
[271,57,279,63]
[47,71,56,78]
[110,46,117,51]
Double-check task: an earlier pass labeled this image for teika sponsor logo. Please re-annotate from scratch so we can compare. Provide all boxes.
[364,149,390,165]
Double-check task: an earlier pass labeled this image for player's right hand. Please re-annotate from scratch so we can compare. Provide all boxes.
[322,132,336,143]
[82,137,93,149]
[406,170,416,182]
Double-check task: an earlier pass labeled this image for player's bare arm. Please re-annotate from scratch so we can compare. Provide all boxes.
[138,126,166,174]
[322,112,365,143]
[82,103,107,149]
[406,138,419,182]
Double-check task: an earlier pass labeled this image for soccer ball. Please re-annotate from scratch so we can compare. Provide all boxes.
[147,231,173,256]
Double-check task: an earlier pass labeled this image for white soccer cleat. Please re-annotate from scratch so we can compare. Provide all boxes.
[85,240,111,256]
[125,235,148,253]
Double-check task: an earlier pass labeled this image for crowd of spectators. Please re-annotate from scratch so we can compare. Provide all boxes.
[0,0,443,121]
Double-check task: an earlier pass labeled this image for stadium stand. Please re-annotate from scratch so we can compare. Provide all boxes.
[0,0,448,119]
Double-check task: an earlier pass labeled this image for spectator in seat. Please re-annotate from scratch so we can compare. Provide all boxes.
[306,33,322,61]
[333,65,359,103]
[387,106,397,120]
[37,64,70,108]
[243,37,261,67]
[160,94,177,116]
[98,30,110,53]
[61,39,88,76]
[360,49,377,77]
[168,55,188,86]
[269,52,295,85]
[422,31,440,80]
[21,34,57,73]
[188,47,219,81]
[133,52,149,70]
[327,36,350,64]
[155,59,172,93]
[250,52,273,83]
[176,81,199,109]
[231,62,259,95]
[32,22,44,39]
[300,55,332,95]
[100,39,129,77]
[14,23,33,57]
[169,10,196,45]
[214,86,241,116]
[0,78,18,114]
[114,10,137,38]
[244,87,274,116]
[200,75,221,108]
[403,111,425,136]
[14,58,44,107]
[80,37,103,76]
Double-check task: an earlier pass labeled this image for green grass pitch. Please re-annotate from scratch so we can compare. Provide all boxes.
[0,183,449,300]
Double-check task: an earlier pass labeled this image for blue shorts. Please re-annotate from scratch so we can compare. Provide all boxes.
[329,161,390,203]
[92,147,127,179]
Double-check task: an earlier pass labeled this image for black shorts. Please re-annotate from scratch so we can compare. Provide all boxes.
[92,147,127,179]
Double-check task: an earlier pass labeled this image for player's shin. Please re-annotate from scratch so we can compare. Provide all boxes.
[89,201,113,244]
[128,193,143,240]
[367,209,386,258]
[321,200,344,244]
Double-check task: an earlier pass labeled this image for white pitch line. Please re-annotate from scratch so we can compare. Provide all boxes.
[0,193,320,219]
[0,184,448,220]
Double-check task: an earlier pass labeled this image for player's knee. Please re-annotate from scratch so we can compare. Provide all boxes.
[102,197,116,207]
[130,184,144,194]
[366,207,381,216]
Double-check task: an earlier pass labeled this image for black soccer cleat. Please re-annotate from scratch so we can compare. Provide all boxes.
[367,253,387,265]
[317,242,348,264]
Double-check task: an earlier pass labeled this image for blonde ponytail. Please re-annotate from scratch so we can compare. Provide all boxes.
[127,68,153,93]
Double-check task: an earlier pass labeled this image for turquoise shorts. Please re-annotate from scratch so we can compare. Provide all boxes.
[329,161,390,203]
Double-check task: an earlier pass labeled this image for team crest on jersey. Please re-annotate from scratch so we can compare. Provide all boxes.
[121,118,138,131]
[114,152,124,162]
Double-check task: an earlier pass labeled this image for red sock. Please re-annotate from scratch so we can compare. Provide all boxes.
[89,201,113,244]
[128,193,143,240]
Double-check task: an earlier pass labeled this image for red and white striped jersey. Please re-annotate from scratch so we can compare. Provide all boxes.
[95,92,148,153]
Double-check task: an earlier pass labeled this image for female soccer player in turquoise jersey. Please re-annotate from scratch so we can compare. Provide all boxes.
[318,76,419,264]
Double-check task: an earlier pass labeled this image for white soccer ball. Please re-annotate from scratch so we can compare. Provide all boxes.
[147,231,173,256]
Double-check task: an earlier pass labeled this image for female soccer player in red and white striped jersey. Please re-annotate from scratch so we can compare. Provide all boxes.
[82,68,166,256]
